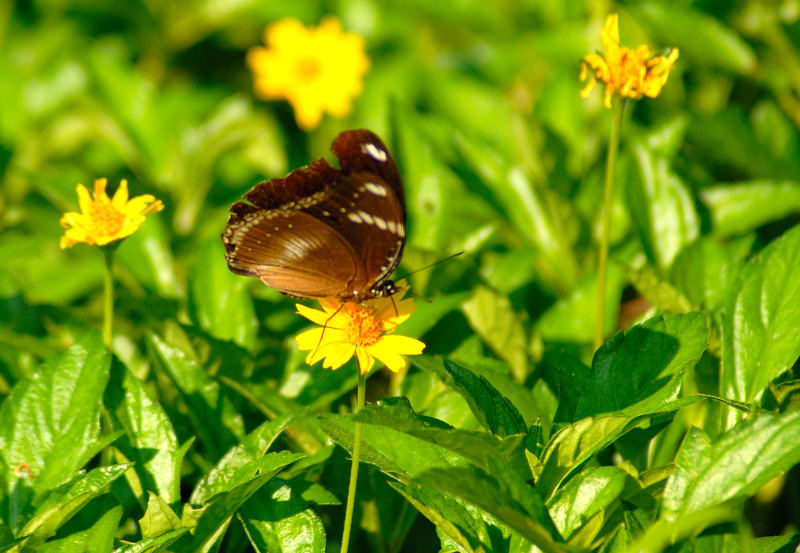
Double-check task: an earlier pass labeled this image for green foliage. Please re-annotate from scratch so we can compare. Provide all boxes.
[2,1,800,552]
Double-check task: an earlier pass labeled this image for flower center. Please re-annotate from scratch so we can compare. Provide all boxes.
[295,56,322,82]
[344,303,384,347]
[88,202,126,237]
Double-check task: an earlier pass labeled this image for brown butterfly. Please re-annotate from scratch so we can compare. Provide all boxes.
[222,129,406,302]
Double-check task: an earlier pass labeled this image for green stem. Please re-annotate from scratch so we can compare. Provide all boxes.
[102,246,115,348]
[340,371,367,553]
[594,99,625,351]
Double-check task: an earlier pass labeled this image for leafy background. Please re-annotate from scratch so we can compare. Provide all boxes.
[2,0,800,552]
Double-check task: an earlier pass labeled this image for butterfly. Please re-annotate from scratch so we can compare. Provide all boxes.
[222,129,406,303]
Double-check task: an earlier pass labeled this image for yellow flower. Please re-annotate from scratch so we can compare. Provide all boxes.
[580,14,679,108]
[59,178,164,249]
[247,17,369,130]
[295,284,425,375]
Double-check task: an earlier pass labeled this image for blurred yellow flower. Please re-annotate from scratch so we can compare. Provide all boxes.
[59,178,163,249]
[247,17,369,130]
[580,14,679,108]
[295,284,425,375]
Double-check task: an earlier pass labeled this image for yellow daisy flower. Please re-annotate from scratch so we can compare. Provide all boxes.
[580,14,679,108]
[59,178,164,249]
[246,17,369,130]
[295,284,425,375]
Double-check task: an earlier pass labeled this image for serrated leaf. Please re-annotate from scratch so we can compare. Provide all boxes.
[15,464,130,552]
[176,453,303,553]
[0,331,110,524]
[414,461,565,553]
[105,361,180,505]
[37,502,121,553]
[191,411,309,505]
[721,224,800,406]
[574,313,707,419]
[663,411,800,517]
[238,479,326,553]
[348,398,528,480]
[547,466,627,542]
[538,399,695,499]
[414,356,526,437]
[148,333,243,459]
[112,528,190,553]
[140,494,182,539]
[391,482,496,553]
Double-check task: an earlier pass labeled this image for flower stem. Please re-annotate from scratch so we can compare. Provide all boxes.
[102,246,115,347]
[594,99,625,351]
[340,372,366,553]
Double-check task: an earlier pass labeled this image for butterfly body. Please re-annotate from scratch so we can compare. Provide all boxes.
[222,129,405,302]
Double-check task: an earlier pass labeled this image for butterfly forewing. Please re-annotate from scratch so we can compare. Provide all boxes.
[222,129,406,301]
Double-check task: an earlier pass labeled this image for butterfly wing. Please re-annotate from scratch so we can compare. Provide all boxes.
[222,129,406,300]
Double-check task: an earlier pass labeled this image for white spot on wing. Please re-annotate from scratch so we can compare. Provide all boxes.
[374,216,388,230]
[363,143,387,162]
[347,212,363,223]
[357,210,375,225]
[364,182,388,197]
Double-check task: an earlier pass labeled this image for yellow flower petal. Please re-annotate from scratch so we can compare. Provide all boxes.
[247,17,369,130]
[580,13,678,108]
[111,178,129,209]
[295,290,425,374]
[59,178,164,249]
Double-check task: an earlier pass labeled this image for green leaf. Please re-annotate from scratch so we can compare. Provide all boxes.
[139,494,183,539]
[350,398,529,480]
[112,529,191,553]
[547,466,628,542]
[238,480,326,553]
[721,224,800,404]
[454,135,578,292]
[462,285,528,382]
[414,356,527,437]
[414,461,565,553]
[37,502,122,553]
[635,3,757,73]
[0,331,110,519]
[189,237,257,350]
[15,464,130,552]
[700,180,800,236]
[176,453,303,553]
[628,265,693,313]
[390,482,492,553]
[663,411,800,516]
[668,239,740,310]
[191,412,309,505]
[105,360,181,505]
[148,333,244,459]
[574,313,707,419]
[627,143,699,268]
[538,265,626,343]
[117,214,183,299]
[538,399,695,499]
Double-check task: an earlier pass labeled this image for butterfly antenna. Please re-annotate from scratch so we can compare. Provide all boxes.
[312,302,346,357]
[394,251,464,281]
